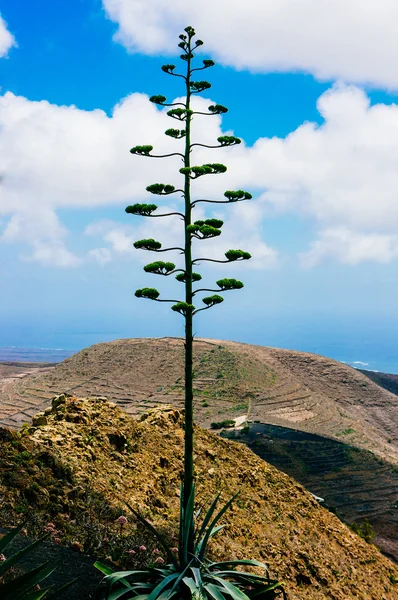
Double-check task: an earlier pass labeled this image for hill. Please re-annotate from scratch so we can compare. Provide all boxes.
[359,369,398,397]
[1,338,397,561]
[0,394,397,599]
[1,337,397,462]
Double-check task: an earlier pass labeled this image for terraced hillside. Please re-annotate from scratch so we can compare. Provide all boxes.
[1,394,397,599]
[1,337,397,562]
[224,424,398,562]
[1,337,397,463]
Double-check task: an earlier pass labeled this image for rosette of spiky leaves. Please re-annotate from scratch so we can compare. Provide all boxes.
[217,135,241,146]
[171,302,195,316]
[217,278,244,291]
[187,224,221,240]
[224,190,252,202]
[167,108,193,120]
[149,95,167,105]
[144,261,176,275]
[93,491,286,600]
[176,272,202,283]
[146,183,176,195]
[225,249,251,261]
[208,104,228,114]
[180,163,227,178]
[0,523,76,599]
[165,128,186,139]
[161,64,176,74]
[190,80,211,93]
[202,295,224,308]
[125,203,158,216]
[134,239,162,251]
[130,145,153,156]
[135,288,160,300]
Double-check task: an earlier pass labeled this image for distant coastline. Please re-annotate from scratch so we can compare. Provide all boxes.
[0,347,75,363]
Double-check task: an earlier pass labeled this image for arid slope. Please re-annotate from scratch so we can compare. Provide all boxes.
[1,395,397,600]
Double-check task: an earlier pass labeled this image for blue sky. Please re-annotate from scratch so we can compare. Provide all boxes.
[1,0,398,372]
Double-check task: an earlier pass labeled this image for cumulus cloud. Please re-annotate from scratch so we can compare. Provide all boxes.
[0,91,275,268]
[0,14,16,57]
[1,208,79,267]
[249,84,398,240]
[300,228,398,267]
[2,83,398,267]
[88,247,112,266]
[103,0,398,89]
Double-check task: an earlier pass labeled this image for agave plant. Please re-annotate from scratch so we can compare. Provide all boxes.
[94,489,286,599]
[95,24,286,600]
[0,523,76,599]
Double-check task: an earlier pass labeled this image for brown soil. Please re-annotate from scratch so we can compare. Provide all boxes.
[1,394,397,600]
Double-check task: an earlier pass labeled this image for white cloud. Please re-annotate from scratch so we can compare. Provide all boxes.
[1,208,79,267]
[89,247,112,266]
[102,0,398,89]
[247,84,398,242]
[3,84,398,268]
[0,15,16,57]
[301,228,398,268]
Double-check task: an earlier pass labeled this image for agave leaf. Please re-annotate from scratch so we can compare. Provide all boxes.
[0,523,25,553]
[46,577,79,599]
[204,583,227,600]
[208,560,268,572]
[23,586,53,600]
[94,561,116,576]
[210,571,272,583]
[198,494,239,561]
[102,570,152,588]
[147,572,180,600]
[191,567,203,589]
[105,586,150,600]
[125,501,178,569]
[182,576,198,596]
[0,534,50,577]
[207,525,225,539]
[168,559,193,596]
[210,576,250,600]
[250,581,286,598]
[194,494,221,547]
[2,561,55,600]
[196,525,225,554]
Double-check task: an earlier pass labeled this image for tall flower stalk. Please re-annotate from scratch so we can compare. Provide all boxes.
[95,26,285,600]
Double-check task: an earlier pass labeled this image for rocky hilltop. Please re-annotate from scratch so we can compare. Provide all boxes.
[0,394,397,600]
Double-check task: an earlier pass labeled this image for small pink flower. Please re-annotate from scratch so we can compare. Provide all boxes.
[102,537,109,544]
[34,585,41,591]
[0,554,6,562]
[54,538,61,544]
[152,548,161,555]
[139,545,147,552]
[127,549,136,555]
[171,547,178,553]
[46,523,56,529]
[154,557,165,565]
[116,516,128,526]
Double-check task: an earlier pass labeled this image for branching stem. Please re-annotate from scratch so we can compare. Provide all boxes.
[191,199,246,207]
